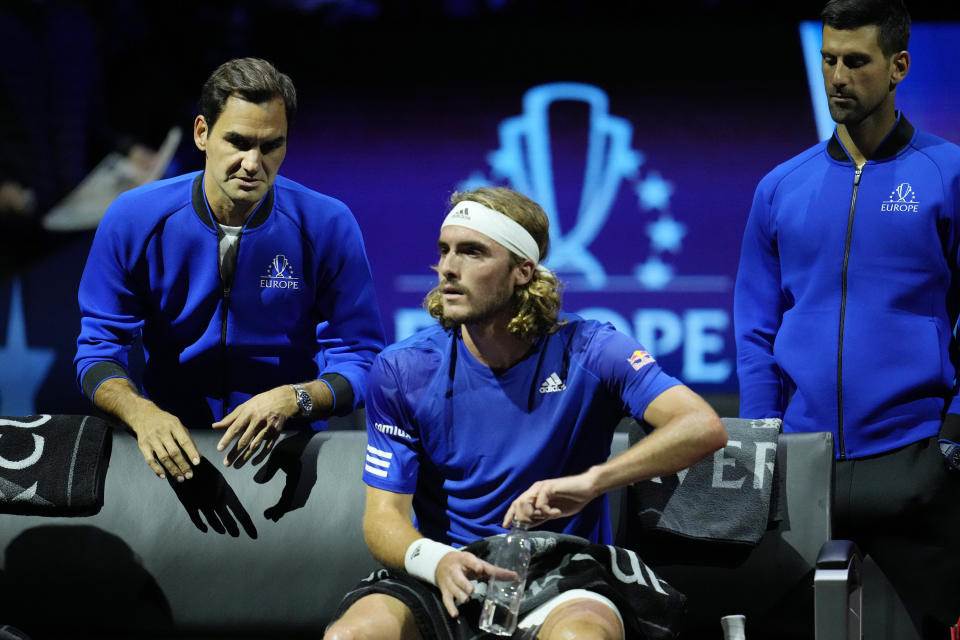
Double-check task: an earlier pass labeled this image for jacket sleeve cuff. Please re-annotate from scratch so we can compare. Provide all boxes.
[319,372,354,417]
[82,362,134,401]
[939,412,960,444]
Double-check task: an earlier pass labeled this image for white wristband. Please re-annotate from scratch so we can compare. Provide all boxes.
[404,538,457,586]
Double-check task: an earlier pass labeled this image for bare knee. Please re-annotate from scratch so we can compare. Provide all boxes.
[539,620,615,640]
[323,622,361,640]
[537,599,623,640]
[323,616,368,640]
[323,594,422,640]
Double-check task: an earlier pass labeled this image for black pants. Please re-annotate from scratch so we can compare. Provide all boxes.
[833,436,960,640]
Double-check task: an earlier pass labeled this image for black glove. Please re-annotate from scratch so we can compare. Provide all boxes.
[938,413,960,471]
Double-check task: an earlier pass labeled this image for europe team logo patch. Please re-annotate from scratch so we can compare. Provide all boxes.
[260,254,301,290]
[628,350,655,371]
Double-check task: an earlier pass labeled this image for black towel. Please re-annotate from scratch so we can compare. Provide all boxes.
[626,417,782,544]
[335,532,686,640]
[0,414,111,516]
[468,532,686,640]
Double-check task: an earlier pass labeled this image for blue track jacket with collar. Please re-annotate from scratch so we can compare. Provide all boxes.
[735,114,960,459]
[75,171,385,429]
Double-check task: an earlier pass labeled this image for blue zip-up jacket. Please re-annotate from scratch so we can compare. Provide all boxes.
[735,115,960,459]
[75,171,386,429]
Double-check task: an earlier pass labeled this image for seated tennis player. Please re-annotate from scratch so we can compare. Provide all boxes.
[324,186,727,640]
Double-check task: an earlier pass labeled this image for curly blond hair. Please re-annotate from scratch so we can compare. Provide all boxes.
[424,187,565,341]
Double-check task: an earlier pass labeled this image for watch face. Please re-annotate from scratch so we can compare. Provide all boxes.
[295,386,312,416]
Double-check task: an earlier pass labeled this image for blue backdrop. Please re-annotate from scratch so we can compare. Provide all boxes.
[0,19,957,415]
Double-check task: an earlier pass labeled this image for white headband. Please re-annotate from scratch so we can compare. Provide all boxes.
[441,200,540,263]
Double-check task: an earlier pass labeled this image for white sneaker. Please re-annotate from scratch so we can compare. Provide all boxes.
[42,126,182,232]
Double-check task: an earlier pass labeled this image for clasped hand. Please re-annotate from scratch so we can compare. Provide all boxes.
[502,470,599,529]
[434,472,597,621]
[435,551,515,618]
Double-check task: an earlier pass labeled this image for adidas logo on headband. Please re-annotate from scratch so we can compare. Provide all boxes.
[441,200,540,263]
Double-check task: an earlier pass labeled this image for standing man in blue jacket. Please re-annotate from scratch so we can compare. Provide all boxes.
[75,58,385,484]
[734,1,960,637]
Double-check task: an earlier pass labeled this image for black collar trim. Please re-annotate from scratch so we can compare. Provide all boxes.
[246,188,275,229]
[826,113,915,163]
[191,174,213,228]
[190,173,275,230]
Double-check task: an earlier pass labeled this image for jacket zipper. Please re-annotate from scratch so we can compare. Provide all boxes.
[217,227,242,418]
[837,164,863,460]
[221,284,231,418]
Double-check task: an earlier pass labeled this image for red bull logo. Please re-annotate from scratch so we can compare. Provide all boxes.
[628,349,655,371]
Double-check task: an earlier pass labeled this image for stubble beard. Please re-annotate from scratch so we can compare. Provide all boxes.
[829,103,864,127]
[828,86,891,129]
[443,284,516,328]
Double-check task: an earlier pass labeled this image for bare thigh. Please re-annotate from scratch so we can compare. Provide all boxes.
[323,593,424,640]
[535,598,624,640]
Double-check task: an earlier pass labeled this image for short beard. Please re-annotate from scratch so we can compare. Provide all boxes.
[444,286,516,328]
[829,104,861,126]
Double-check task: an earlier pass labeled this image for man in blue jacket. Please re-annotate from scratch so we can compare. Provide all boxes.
[734,1,960,636]
[75,58,385,484]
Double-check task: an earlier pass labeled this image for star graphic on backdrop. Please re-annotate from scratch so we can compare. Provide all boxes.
[614,149,645,177]
[636,172,674,211]
[647,215,687,253]
[0,279,55,415]
[635,257,675,290]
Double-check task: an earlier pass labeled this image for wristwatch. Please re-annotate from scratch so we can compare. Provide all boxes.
[941,440,960,471]
[292,384,313,418]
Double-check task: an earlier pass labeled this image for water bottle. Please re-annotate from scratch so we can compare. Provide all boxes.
[478,520,532,636]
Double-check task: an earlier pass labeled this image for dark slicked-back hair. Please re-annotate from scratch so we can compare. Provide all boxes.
[200,57,297,131]
[821,0,911,56]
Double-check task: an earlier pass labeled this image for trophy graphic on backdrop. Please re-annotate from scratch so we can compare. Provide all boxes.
[460,82,686,291]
